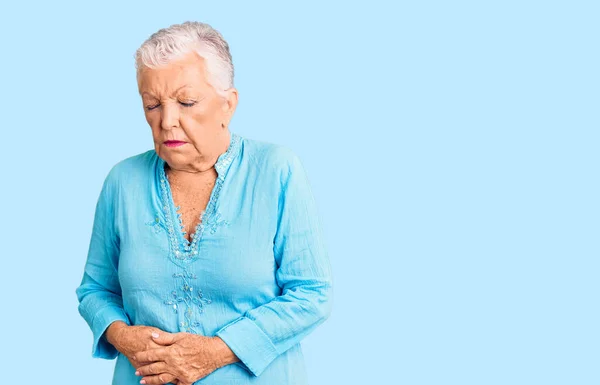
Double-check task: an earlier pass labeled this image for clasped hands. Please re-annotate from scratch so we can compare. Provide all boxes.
[106,322,238,385]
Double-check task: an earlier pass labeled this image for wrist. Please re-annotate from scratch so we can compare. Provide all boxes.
[105,321,128,348]
[212,336,239,368]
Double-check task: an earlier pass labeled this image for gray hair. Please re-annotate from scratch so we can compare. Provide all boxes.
[135,21,234,96]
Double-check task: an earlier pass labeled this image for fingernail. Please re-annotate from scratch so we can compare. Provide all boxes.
[135,371,140,376]
[132,355,136,360]
[152,332,159,338]
[140,380,146,384]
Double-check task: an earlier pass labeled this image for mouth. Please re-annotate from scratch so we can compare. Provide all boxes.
[164,140,187,148]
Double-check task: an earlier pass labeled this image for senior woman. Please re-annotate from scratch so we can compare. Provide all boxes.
[75,21,333,385]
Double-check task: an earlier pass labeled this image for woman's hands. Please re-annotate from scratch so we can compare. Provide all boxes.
[105,322,166,370]
[132,332,239,385]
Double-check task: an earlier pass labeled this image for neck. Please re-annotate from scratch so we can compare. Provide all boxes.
[165,129,231,179]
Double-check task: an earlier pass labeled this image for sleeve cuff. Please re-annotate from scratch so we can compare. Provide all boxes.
[215,316,279,377]
[91,305,130,360]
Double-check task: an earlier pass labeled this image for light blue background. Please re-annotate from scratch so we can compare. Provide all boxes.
[1,1,598,384]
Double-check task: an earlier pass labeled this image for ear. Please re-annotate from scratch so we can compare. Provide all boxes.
[151,331,180,345]
[221,87,239,118]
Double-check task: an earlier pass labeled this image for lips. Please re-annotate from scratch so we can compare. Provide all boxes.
[164,140,187,148]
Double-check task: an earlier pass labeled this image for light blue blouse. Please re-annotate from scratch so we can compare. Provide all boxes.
[75,131,333,385]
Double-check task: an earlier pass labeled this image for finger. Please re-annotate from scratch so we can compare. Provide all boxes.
[151,331,181,346]
[140,372,177,385]
[135,361,168,377]
[133,347,169,363]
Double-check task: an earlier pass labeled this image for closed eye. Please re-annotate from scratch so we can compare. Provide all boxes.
[145,101,195,110]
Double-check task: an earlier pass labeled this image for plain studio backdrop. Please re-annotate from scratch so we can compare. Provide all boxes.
[0,1,598,384]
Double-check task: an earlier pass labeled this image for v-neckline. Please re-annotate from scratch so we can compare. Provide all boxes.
[156,131,242,261]
[164,164,213,243]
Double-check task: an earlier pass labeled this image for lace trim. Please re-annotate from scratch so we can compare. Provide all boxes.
[155,132,240,333]
[157,132,240,263]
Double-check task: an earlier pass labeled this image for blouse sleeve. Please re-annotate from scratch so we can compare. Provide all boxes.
[75,167,131,360]
[215,149,333,376]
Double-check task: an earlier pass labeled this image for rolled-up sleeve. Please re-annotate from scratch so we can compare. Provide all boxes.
[75,167,130,360]
[216,149,333,376]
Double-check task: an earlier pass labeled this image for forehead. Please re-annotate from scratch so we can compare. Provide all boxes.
[138,52,211,96]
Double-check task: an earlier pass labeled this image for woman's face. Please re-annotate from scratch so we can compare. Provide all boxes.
[138,52,237,170]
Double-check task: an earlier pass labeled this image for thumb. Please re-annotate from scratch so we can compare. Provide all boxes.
[150,331,178,345]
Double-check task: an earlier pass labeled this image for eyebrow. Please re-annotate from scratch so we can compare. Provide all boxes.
[142,85,192,98]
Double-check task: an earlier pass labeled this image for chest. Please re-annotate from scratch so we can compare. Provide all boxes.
[170,176,216,243]
[117,165,282,307]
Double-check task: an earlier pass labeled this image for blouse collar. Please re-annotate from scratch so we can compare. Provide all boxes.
[214,131,242,180]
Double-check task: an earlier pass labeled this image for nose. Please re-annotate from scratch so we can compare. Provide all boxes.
[161,102,180,130]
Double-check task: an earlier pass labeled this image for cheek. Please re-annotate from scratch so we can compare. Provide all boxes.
[146,118,162,141]
[189,104,222,125]
[179,109,206,129]
[145,113,161,129]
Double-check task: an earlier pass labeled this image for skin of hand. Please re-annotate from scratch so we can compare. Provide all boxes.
[105,322,168,371]
[132,331,239,385]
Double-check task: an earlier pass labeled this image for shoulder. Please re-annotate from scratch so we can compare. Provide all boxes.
[241,135,303,176]
[103,149,156,188]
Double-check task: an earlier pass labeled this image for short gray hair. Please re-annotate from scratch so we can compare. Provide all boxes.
[135,21,234,95]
